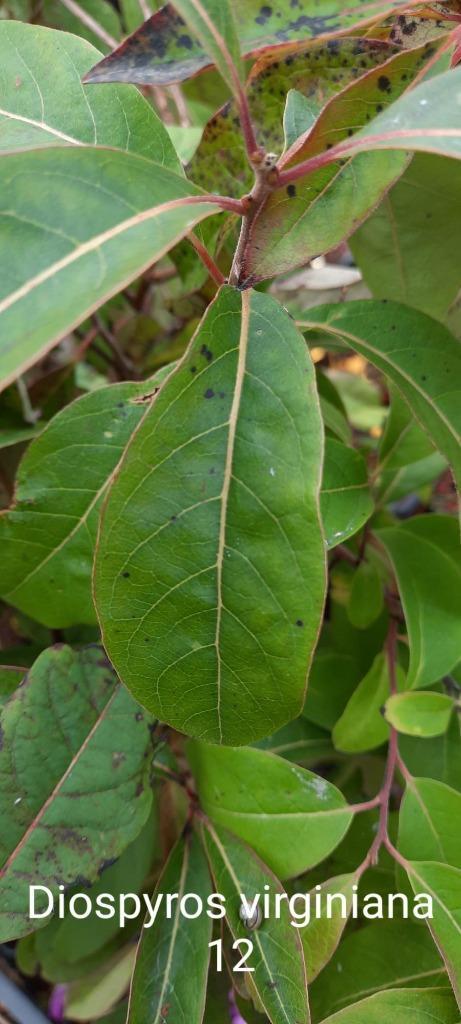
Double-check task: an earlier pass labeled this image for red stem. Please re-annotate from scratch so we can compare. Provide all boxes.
[189,232,226,286]
[356,619,401,873]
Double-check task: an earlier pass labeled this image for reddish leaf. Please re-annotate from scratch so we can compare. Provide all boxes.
[189,37,402,198]
[83,0,409,85]
[239,40,444,283]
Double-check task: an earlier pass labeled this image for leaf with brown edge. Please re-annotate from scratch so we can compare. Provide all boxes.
[0,645,154,943]
[189,37,402,198]
[83,0,408,86]
[240,39,445,283]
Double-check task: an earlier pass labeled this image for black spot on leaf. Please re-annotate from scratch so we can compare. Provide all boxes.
[204,388,215,399]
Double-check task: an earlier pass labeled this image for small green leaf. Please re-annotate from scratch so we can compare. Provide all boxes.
[348,561,384,630]
[407,861,461,1011]
[378,516,461,688]
[301,873,358,983]
[283,89,317,151]
[310,920,446,1020]
[385,692,454,738]
[400,717,461,792]
[321,439,374,549]
[0,646,153,942]
[399,777,461,869]
[317,988,459,1024]
[202,821,310,1024]
[298,304,461,500]
[0,21,180,167]
[95,287,326,745]
[350,155,461,320]
[188,742,353,878]
[0,381,155,627]
[128,833,211,1024]
[333,652,406,753]
[0,147,216,392]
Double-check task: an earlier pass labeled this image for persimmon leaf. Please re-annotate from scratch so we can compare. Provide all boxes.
[83,0,399,85]
[188,742,353,878]
[377,517,461,688]
[202,821,310,1024]
[0,646,153,943]
[385,692,455,738]
[406,861,461,1011]
[128,833,211,1024]
[94,287,326,745]
[298,303,461,500]
[0,21,180,167]
[0,147,218,392]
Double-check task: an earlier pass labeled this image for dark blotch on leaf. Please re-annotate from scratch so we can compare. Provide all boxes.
[204,388,215,399]
[296,619,304,627]
[378,75,392,93]
[287,184,296,197]
[122,571,130,578]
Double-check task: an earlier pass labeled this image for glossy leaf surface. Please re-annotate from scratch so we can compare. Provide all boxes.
[95,287,326,745]
[318,989,459,1024]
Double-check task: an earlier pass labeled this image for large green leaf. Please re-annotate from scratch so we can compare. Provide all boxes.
[188,742,353,878]
[298,303,461,498]
[0,645,153,943]
[399,778,461,869]
[202,821,309,1024]
[333,652,406,754]
[94,287,326,745]
[240,42,438,282]
[84,0,398,85]
[377,516,461,688]
[311,920,446,1020]
[350,155,461,320]
[189,38,402,198]
[407,861,461,1010]
[128,833,211,1024]
[385,691,455,737]
[0,146,218,392]
[0,381,153,627]
[321,438,374,549]
[0,21,180,167]
[317,989,459,1024]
